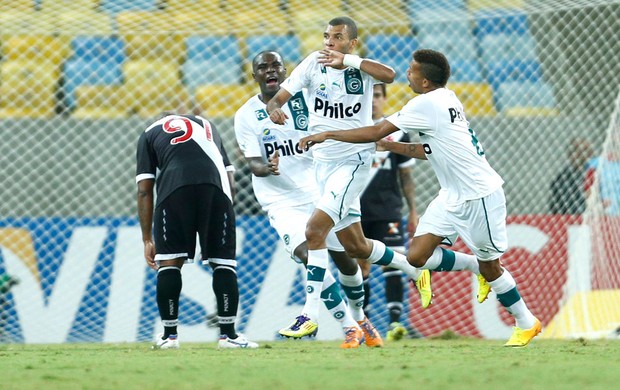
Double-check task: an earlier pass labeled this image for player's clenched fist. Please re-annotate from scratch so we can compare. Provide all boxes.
[269,108,289,125]
[299,133,328,150]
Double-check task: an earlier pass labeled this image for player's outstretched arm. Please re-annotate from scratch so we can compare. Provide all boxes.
[266,88,293,125]
[300,119,398,149]
[377,140,428,160]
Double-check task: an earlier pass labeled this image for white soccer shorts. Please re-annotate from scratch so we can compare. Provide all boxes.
[314,151,370,232]
[415,187,508,261]
[268,203,345,263]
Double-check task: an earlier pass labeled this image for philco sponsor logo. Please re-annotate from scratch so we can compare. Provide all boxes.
[264,139,305,157]
[314,98,361,118]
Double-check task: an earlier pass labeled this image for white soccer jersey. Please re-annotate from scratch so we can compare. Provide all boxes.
[235,93,318,212]
[387,88,504,207]
[281,51,377,162]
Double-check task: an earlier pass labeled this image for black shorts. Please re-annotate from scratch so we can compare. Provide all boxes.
[153,184,236,263]
[361,219,405,248]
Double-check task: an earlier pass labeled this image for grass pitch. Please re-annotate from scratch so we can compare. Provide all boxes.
[1,337,619,390]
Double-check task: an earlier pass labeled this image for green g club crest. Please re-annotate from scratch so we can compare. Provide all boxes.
[287,91,309,131]
[344,68,363,95]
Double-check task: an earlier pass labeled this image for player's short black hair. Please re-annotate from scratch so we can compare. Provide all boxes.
[328,16,358,39]
[252,50,283,72]
[375,83,387,97]
[413,49,451,87]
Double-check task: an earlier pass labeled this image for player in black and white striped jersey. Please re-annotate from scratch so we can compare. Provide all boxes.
[136,114,258,349]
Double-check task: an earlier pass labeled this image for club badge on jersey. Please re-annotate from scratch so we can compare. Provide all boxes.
[287,91,309,131]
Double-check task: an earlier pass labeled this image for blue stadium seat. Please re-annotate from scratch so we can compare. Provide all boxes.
[185,35,241,63]
[63,59,123,109]
[407,0,466,15]
[475,9,529,37]
[100,0,157,14]
[480,33,538,63]
[245,35,302,65]
[449,60,484,83]
[495,80,556,112]
[71,36,126,63]
[486,59,542,91]
[413,10,473,40]
[181,59,241,92]
[365,34,418,81]
[418,30,477,62]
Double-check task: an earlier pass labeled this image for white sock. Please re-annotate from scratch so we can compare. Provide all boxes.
[338,268,366,322]
[302,248,328,321]
[322,270,358,329]
[489,269,536,329]
[367,239,422,281]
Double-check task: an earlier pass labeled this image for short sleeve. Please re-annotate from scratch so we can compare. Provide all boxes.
[135,131,156,183]
[234,107,263,158]
[386,95,434,136]
[280,52,316,95]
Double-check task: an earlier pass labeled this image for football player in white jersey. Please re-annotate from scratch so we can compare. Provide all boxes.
[235,50,369,348]
[299,49,542,348]
[267,17,432,343]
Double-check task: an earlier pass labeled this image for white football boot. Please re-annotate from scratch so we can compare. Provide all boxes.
[218,334,259,349]
[153,333,179,349]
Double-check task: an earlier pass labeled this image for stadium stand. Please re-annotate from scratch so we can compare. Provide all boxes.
[62,36,126,110]
[117,11,185,62]
[496,80,558,116]
[474,8,530,36]
[384,82,416,115]
[122,60,184,116]
[40,0,99,12]
[72,85,127,119]
[351,0,411,35]
[449,59,484,83]
[418,30,478,62]
[448,82,497,117]
[467,0,524,12]
[365,34,418,82]
[195,84,253,118]
[479,33,539,63]
[0,60,57,118]
[412,10,473,41]
[486,59,542,90]
[100,0,158,14]
[182,35,242,90]
[2,35,69,66]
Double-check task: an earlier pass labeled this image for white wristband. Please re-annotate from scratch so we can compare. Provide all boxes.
[343,54,363,69]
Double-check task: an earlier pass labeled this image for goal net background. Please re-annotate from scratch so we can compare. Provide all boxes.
[0,0,619,343]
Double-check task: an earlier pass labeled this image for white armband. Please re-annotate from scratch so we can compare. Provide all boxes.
[343,54,363,69]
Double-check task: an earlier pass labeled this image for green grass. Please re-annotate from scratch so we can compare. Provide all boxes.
[1,338,619,390]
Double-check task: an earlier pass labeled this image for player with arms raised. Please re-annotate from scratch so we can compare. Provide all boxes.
[235,50,368,348]
[267,16,432,343]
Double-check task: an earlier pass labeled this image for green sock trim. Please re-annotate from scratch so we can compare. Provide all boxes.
[307,266,326,282]
[497,287,521,308]
[375,247,394,266]
[341,284,365,300]
[320,283,343,310]
[437,248,456,271]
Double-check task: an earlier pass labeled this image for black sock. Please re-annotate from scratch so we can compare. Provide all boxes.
[384,268,403,323]
[362,275,371,319]
[212,265,239,339]
[157,267,182,338]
